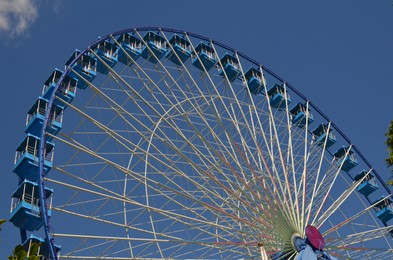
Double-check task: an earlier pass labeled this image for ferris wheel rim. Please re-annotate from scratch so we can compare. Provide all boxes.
[29,26,393,259]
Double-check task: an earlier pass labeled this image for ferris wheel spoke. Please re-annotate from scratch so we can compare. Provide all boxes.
[50,206,197,243]
[327,225,393,248]
[244,104,279,205]
[56,77,227,205]
[311,145,355,225]
[323,194,392,236]
[236,96,279,220]
[191,82,298,238]
[141,68,252,189]
[70,238,119,257]
[53,233,258,257]
[239,67,298,225]
[305,122,332,226]
[227,57,284,200]
[240,104,292,234]
[175,38,282,212]
[225,138,299,237]
[46,176,259,245]
[104,37,251,184]
[261,79,299,230]
[210,46,280,187]
[314,169,373,228]
[221,104,276,208]
[281,82,299,223]
[326,246,393,260]
[297,101,311,231]
[121,37,286,230]
[49,115,272,240]
[50,129,284,245]
[144,117,276,226]
[123,137,143,258]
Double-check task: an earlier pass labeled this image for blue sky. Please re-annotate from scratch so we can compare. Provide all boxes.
[0,0,392,257]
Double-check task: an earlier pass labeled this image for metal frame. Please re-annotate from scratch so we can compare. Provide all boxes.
[29,27,392,259]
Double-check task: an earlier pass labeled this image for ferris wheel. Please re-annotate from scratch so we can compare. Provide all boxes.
[9,27,393,259]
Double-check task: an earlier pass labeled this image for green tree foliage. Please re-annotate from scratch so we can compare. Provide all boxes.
[0,219,6,231]
[8,243,41,260]
[386,120,393,185]
[8,245,27,260]
[0,219,5,243]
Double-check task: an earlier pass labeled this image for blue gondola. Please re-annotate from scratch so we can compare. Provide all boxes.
[54,74,78,107]
[9,180,53,231]
[373,197,393,223]
[23,235,61,258]
[218,54,240,82]
[41,69,62,99]
[13,134,55,181]
[117,33,143,65]
[65,50,97,89]
[267,84,291,109]
[312,124,336,148]
[289,103,314,128]
[141,31,167,63]
[333,147,358,172]
[192,42,216,71]
[165,34,192,65]
[25,97,63,139]
[354,170,378,196]
[41,69,77,107]
[244,68,263,94]
[93,40,118,74]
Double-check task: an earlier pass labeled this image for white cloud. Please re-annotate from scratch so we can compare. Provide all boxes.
[0,0,38,37]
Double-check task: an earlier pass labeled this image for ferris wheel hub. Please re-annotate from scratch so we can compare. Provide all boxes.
[291,233,306,252]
